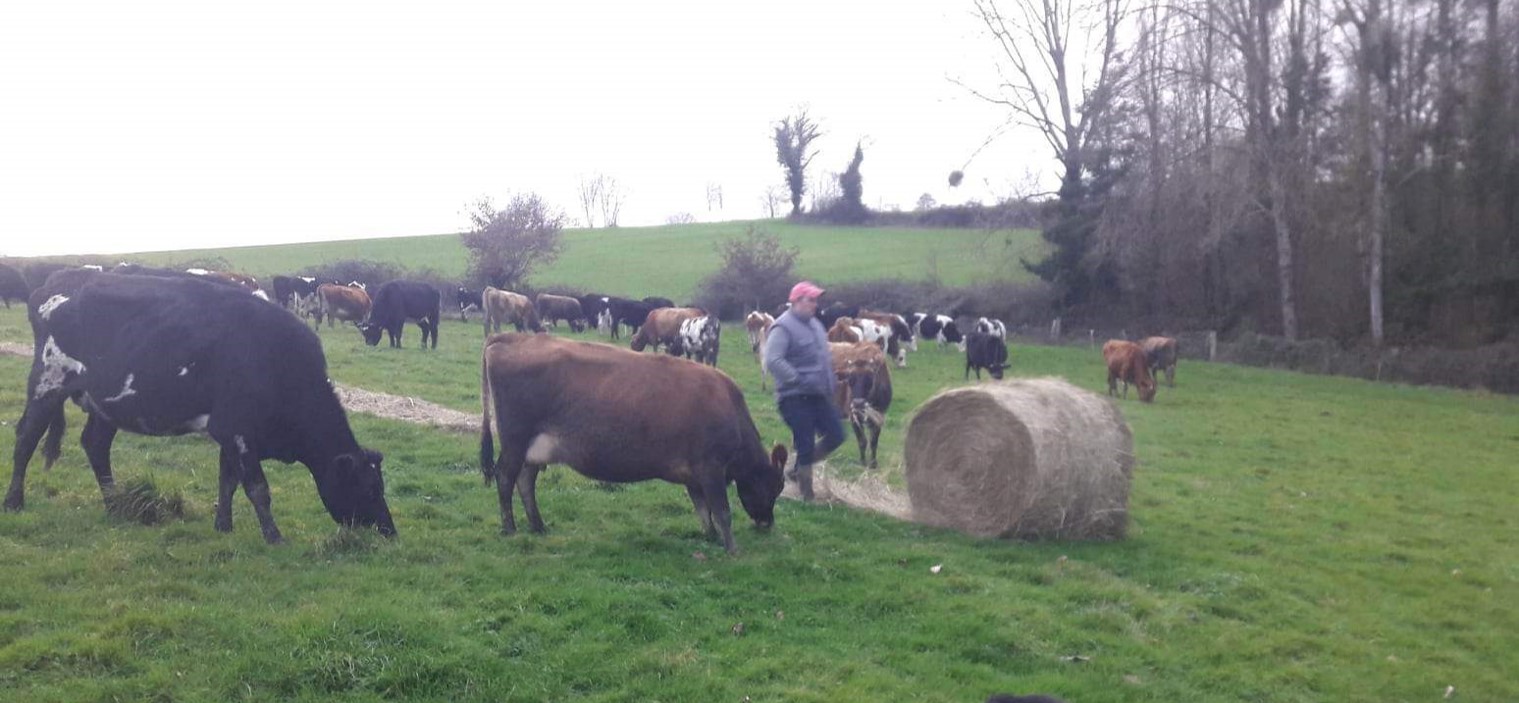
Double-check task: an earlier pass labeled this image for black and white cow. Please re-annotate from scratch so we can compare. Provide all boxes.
[912,313,966,352]
[456,287,483,321]
[975,317,1008,339]
[964,331,1010,380]
[5,270,397,542]
[361,280,441,349]
[676,315,721,366]
[578,294,611,332]
[272,275,322,316]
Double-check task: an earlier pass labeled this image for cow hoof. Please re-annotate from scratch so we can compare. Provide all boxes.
[263,532,285,545]
[214,519,233,533]
[3,497,23,512]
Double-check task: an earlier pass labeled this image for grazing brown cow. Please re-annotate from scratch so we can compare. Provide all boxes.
[830,342,893,469]
[630,307,706,353]
[315,283,371,329]
[1104,340,1156,402]
[483,287,543,334]
[479,333,787,553]
[745,310,776,389]
[535,293,587,332]
[1141,336,1178,387]
[827,317,862,343]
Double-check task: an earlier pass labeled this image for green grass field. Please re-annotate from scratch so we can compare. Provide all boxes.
[119,221,1043,299]
[1,302,1516,702]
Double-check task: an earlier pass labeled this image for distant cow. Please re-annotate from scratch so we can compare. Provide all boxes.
[536,293,587,332]
[827,316,863,343]
[964,331,1010,380]
[830,341,893,469]
[632,307,706,353]
[1140,336,1178,387]
[0,263,27,308]
[483,287,543,334]
[975,317,1008,339]
[578,294,611,331]
[913,313,966,352]
[361,280,441,349]
[852,314,907,368]
[603,297,653,340]
[453,287,481,320]
[1104,340,1156,402]
[745,311,776,389]
[818,302,860,329]
[315,283,372,329]
[22,262,70,292]
[859,309,915,357]
[186,268,260,292]
[6,270,396,542]
[479,333,787,553]
[272,275,322,317]
[642,296,676,310]
[677,315,721,366]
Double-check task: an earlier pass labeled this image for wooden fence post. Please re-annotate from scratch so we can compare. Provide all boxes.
[1207,331,1217,361]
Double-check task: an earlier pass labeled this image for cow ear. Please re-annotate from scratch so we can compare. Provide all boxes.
[770,444,788,472]
[333,454,356,473]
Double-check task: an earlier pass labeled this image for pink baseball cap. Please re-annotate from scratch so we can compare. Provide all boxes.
[788,281,825,303]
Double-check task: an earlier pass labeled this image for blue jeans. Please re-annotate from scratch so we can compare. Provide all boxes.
[778,394,846,467]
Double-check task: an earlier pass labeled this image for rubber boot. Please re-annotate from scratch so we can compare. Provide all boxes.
[794,463,815,502]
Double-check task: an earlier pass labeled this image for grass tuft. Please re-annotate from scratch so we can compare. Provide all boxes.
[103,478,187,526]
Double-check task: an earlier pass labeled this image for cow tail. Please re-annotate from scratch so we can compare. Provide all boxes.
[479,349,496,486]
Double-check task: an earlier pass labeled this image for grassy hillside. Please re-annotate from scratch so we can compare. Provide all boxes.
[121,221,1043,299]
[1,304,1516,701]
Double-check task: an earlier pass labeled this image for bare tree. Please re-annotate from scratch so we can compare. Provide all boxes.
[576,175,604,228]
[774,110,823,215]
[760,184,786,218]
[459,194,566,289]
[705,182,724,211]
[597,176,625,228]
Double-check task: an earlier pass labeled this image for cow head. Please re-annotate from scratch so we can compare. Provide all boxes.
[986,361,1009,380]
[314,448,396,537]
[736,444,788,529]
[359,322,385,346]
[1137,376,1157,403]
[837,358,883,426]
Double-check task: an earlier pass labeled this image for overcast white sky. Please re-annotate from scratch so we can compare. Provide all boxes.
[1,0,1050,257]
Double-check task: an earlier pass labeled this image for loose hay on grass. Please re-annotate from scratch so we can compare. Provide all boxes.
[904,377,1134,540]
[104,478,188,526]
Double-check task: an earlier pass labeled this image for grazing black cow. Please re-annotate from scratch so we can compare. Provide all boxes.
[603,297,653,340]
[578,294,609,325]
[642,296,675,310]
[536,293,587,332]
[361,280,441,349]
[0,263,26,308]
[818,302,860,329]
[456,287,483,321]
[5,270,397,542]
[964,331,1010,380]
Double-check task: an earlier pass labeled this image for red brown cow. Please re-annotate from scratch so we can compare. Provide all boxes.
[830,342,893,469]
[1103,340,1156,403]
[630,307,706,353]
[745,310,775,389]
[1140,336,1178,387]
[826,317,862,343]
[479,333,787,553]
[483,287,543,334]
[315,283,371,329]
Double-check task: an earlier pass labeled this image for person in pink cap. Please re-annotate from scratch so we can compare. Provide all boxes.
[762,281,844,501]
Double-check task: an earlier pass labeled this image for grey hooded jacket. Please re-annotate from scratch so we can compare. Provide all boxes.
[763,310,836,401]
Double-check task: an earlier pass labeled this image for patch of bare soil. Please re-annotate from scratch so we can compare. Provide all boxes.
[332,384,477,434]
[0,342,31,357]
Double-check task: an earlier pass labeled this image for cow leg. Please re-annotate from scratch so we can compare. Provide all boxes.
[851,419,868,466]
[7,397,68,511]
[700,476,738,554]
[41,404,66,470]
[1107,371,1118,397]
[965,360,972,381]
[686,483,716,538]
[492,441,529,535]
[214,443,241,533]
[516,463,547,534]
[1166,365,1176,387]
[79,412,120,498]
[868,420,882,470]
[237,455,283,544]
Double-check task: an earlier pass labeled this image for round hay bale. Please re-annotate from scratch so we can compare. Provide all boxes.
[904,377,1134,540]
[948,170,965,187]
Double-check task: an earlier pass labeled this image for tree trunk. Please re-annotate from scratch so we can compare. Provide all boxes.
[1268,165,1299,340]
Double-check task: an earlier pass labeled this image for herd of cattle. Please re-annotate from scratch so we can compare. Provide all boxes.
[0,259,1181,552]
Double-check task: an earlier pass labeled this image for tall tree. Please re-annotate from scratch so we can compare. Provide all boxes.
[459,194,566,289]
[773,111,823,216]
